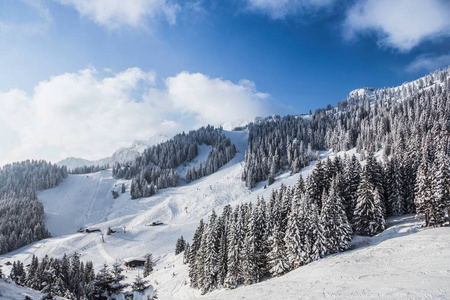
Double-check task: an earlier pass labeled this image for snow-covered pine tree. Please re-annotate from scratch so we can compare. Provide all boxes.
[93,263,114,299]
[431,150,449,226]
[195,225,207,292]
[183,242,190,264]
[201,210,220,293]
[295,174,305,196]
[216,216,228,287]
[267,222,290,277]
[188,219,204,288]
[283,195,304,269]
[306,159,324,209]
[415,153,434,227]
[143,254,153,277]
[132,272,150,292]
[365,150,384,199]
[69,252,82,298]
[224,208,241,289]
[268,159,277,185]
[242,200,267,286]
[344,154,361,225]
[254,197,268,278]
[175,235,186,255]
[110,262,128,295]
[373,188,386,232]
[319,180,353,256]
[386,155,405,216]
[353,170,385,236]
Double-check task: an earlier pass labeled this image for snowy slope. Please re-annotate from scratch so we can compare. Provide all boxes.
[0,133,359,278]
[0,279,49,299]
[1,129,449,299]
[0,130,249,282]
[149,215,450,300]
[0,129,320,290]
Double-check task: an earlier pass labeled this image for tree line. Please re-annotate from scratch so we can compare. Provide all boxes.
[9,253,154,299]
[113,125,236,199]
[0,160,68,254]
[185,138,449,293]
[242,67,449,189]
[69,164,110,175]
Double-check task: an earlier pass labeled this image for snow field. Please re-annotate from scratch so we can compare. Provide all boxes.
[1,129,449,299]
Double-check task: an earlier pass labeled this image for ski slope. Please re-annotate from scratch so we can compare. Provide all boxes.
[1,129,449,299]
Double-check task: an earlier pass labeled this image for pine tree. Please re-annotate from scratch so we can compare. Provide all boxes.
[132,272,150,292]
[183,242,190,264]
[61,254,70,288]
[268,159,277,185]
[431,151,449,226]
[110,262,128,295]
[202,211,220,293]
[386,156,405,216]
[307,159,324,209]
[415,154,434,227]
[254,197,268,278]
[175,235,186,255]
[93,263,114,299]
[69,253,81,298]
[143,254,153,277]
[284,197,304,269]
[224,210,241,289]
[216,217,228,287]
[344,154,361,225]
[267,223,290,277]
[188,219,204,288]
[353,171,385,236]
[242,206,260,285]
[319,181,353,256]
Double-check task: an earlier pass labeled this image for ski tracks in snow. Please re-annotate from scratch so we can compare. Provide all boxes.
[95,238,115,263]
[86,174,102,222]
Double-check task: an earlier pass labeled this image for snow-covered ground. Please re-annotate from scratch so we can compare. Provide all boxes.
[0,279,48,299]
[1,129,449,299]
[151,215,450,300]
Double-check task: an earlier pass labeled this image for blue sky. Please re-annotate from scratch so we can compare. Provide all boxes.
[1,0,450,164]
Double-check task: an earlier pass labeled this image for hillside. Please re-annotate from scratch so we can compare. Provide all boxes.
[0,280,46,299]
[57,134,171,170]
[0,129,321,294]
[151,215,450,299]
[0,68,448,299]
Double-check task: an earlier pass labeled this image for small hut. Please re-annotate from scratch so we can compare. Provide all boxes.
[124,257,145,268]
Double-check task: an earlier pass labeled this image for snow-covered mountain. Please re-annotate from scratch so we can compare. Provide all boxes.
[1,68,449,299]
[57,134,171,171]
[110,134,171,165]
[57,156,111,170]
[1,137,449,298]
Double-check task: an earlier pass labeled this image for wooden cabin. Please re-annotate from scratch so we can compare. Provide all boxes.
[124,257,145,268]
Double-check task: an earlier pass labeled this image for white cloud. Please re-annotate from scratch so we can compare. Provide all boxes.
[407,53,450,73]
[0,68,270,165]
[244,0,336,19]
[0,0,51,35]
[344,0,450,52]
[161,72,269,128]
[56,0,180,29]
